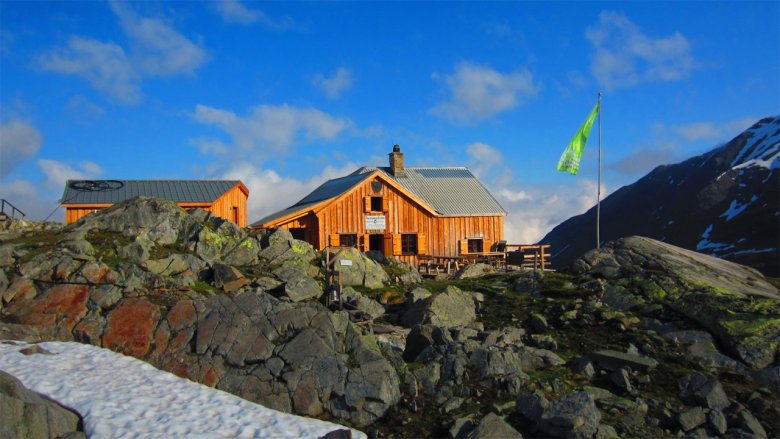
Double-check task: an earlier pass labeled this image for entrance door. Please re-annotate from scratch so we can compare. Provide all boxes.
[369,234,384,253]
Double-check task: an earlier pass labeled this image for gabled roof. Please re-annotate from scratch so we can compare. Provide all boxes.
[61,180,247,205]
[354,167,506,216]
[253,165,505,227]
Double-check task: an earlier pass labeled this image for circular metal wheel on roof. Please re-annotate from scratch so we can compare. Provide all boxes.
[69,180,124,192]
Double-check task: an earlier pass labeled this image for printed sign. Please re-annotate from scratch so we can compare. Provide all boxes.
[339,259,353,266]
[365,215,386,230]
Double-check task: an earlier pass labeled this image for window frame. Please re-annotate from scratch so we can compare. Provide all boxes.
[339,233,358,248]
[370,196,383,212]
[467,238,483,254]
[400,233,418,255]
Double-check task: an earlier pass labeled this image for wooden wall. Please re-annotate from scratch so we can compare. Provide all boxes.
[275,175,506,266]
[65,205,110,224]
[208,185,249,227]
[63,184,249,226]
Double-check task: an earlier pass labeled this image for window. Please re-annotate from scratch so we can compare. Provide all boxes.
[370,196,383,212]
[468,238,483,253]
[340,234,358,248]
[401,234,418,255]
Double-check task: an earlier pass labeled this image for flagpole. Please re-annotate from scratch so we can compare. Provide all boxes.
[596,92,602,249]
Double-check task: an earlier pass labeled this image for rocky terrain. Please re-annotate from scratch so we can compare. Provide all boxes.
[1,197,779,438]
[542,116,779,276]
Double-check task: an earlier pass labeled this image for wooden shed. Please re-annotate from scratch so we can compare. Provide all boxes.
[61,180,250,226]
[252,146,506,266]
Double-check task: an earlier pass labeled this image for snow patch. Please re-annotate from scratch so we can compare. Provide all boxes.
[696,224,735,253]
[730,117,780,171]
[0,341,366,439]
[720,195,758,221]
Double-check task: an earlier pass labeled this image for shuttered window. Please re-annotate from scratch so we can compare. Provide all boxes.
[417,233,427,255]
[340,234,358,248]
[400,234,417,255]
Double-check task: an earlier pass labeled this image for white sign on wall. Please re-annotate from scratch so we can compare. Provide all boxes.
[365,215,386,230]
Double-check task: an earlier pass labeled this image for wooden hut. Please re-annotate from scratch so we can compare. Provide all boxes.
[61,180,250,226]
[253,146,506,266]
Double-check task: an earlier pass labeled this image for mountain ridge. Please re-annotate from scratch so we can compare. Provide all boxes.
[541,116,780,276]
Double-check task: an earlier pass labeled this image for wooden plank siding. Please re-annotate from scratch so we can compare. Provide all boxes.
[266,176,506,266]
[63,183,249,226]
[206,184,249,227]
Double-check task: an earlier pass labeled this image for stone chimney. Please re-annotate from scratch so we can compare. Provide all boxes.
[389,144,405,176]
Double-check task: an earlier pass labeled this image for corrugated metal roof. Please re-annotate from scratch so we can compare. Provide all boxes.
[254,164,506,227]
[252,173,373,226]
[296,172,372,205]
[251,201,321,227]
[355,167,506,215]
[61,180,243,204]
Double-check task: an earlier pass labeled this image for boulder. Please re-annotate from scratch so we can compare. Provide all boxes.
[142,254,190,276]
[589,349,659,373]
[538,391,601,438]
[258,228,316,264]
[102,299,160,358]
[328,248,388,289]
[212,263,249,292]
[282,273,322,303]
[453,263,496,280]
[516,390,550,422]
[402,286,477,328]
[70,197,192,245]
[222,237,261,266]
[573,236,780,369]
[403,325,436,361]
[341,287,385,319]
[678,372,730,410]
[0,370,85,439]
[752,366,780,396]
[464,412,523,439]
[677,406,706,432]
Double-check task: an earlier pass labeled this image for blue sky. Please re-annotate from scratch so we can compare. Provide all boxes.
[1,0,778,242]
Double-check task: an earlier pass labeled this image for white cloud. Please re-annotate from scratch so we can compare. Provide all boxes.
[109,1,206,77]
[39,37,141,104]
[465,142,503,178]
[586,11,694,90]
[218,161,359,223]
[37,159,103,190]
[431,62,540,124]
[0,179,59,220]
[312,67,354,100]
[499,179,608,244]
[498,189,532,202]
[214,0,295,29]
[66,96,106,120]
[0,119,43,178]
[39,2,205,104]
[193,104,352,156]
[672,117,758,142]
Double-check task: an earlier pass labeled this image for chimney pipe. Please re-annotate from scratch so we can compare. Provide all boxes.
[389,145,404,176]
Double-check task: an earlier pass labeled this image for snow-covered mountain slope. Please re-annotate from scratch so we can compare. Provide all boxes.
[541,116,780,276]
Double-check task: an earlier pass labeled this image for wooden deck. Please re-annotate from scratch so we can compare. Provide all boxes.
[417,245,551,275]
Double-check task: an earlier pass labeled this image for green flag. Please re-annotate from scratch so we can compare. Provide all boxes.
[557,102,600,175]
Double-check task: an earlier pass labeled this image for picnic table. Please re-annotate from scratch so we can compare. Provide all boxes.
[418,251,507,274]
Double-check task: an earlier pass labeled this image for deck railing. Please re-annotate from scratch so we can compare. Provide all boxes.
[0,199,25,218]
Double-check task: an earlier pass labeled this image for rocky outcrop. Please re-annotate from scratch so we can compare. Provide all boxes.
[0,370,85,438]
[0,198,404,427]
[328,248,389,289]
[573,236,780,368]
[400,286,477,328]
